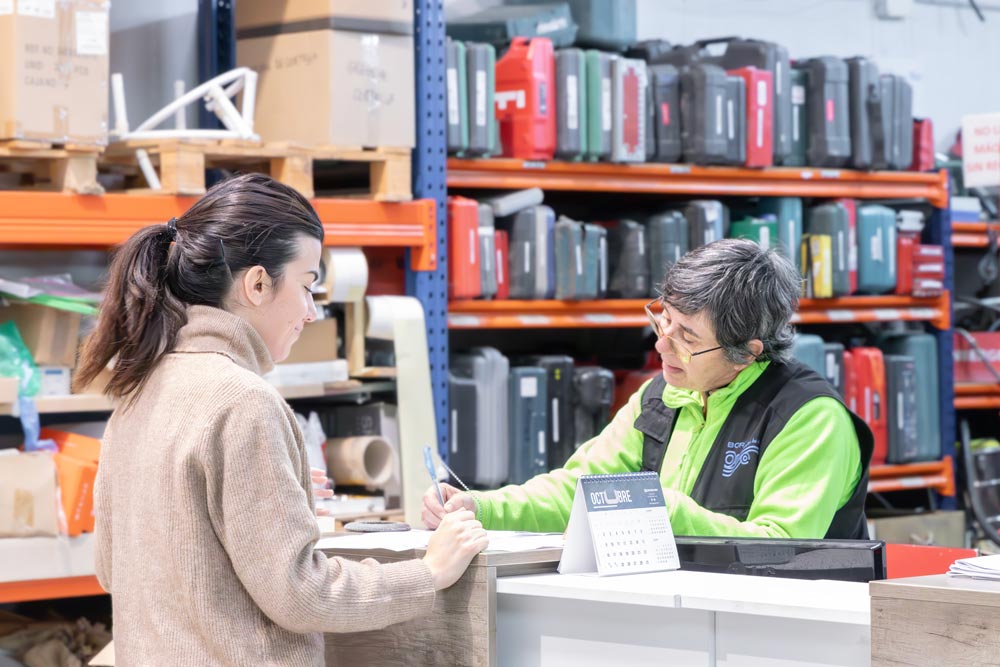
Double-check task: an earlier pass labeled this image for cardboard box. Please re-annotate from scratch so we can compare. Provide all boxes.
[74,363,113,395]
[54,452,96,535]
[283,317,338,364]
[265,359,349,387]
[1,304,82,367]
[0,451,60,537]
[236,0,413,34]
[0,0,109,144]
[238,28,415,148]
[868,510,967,548]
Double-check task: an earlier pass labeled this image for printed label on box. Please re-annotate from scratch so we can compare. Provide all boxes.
[75,10,108,56]
[17,0,54,18]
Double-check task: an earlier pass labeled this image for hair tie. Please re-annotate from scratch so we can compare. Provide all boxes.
[165,217,178,240]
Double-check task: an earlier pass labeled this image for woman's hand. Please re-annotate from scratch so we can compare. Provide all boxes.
[312,467,334,516]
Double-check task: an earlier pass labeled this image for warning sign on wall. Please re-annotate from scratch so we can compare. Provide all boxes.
[962,113,1000,188]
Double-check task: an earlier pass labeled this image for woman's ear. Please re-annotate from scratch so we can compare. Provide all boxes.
[241,266,271,307]
[746,339,764,361]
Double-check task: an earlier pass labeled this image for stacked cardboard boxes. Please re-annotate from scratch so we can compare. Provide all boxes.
[236,0,415,149]
[0,0,109,145]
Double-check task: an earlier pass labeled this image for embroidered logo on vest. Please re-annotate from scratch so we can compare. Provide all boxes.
[722,438,760,478]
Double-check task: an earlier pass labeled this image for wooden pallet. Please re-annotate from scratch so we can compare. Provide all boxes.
[99,140,412,201]
[0,140,103,194]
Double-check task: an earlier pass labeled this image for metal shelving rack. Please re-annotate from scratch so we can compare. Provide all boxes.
[0,0,449,605]
[409,0,450,458]
[446,162,957,504]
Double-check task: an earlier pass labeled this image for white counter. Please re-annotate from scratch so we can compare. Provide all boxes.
[496,570,871,667]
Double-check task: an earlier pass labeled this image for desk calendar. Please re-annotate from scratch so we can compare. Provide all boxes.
[558,472,680,576]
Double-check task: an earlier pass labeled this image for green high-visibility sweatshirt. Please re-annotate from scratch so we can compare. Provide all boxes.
[472,361,862,538]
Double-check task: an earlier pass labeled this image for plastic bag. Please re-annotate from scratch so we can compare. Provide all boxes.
[0,321,39,397]
[295,411,329,478]
[0,322,55,452]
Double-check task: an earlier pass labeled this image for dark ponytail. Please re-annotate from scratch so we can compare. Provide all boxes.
[76,173,324,399]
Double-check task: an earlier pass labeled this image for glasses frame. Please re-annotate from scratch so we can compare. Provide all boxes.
[644,298,724,365]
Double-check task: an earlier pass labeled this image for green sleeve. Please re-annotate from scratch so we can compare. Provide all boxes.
[664,397,862,539]
[472,382,649,531]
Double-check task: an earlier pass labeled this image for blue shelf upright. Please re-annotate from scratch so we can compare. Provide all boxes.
[408,0,450,459]
[926,175,956,510]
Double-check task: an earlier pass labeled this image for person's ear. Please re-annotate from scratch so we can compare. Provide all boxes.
[241,266,271,306]
[743,339,764,363]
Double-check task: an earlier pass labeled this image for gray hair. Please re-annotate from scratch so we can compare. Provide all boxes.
[660,238,800,364]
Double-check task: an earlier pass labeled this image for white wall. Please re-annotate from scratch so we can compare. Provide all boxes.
[447,0,1000,151]
[110,0,199,131]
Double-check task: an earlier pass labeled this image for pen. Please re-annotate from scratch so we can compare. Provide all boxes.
[423,445,445,507]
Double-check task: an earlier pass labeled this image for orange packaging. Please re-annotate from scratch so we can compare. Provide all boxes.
[54,452,97,536]
[42,428,101,463]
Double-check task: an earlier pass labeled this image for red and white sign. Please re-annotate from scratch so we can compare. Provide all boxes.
[962,112,1000,188]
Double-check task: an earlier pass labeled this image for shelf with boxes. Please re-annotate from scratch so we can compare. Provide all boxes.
[448,294,951,330]
[448,159,950,208]
[444,176,953,502]
[0,191,434,411]
[0,376,396,417]
[0,191,437,269]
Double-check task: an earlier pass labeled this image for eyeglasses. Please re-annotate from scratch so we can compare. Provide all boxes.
[644,298,723,365]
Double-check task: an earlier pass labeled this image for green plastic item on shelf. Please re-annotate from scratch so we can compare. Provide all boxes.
[729,217,779,252]
[21,294,99,316]
[0,321,40,397]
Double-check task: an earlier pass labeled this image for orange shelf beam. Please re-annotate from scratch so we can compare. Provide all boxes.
[448,294,950,330]
[868,456,955,496]
[448,159,950,208]
[955,383,1000,409]
[952,221,1000,249]
[0,575,105,604]
[0,192,437,271]
[955,383,1000,395]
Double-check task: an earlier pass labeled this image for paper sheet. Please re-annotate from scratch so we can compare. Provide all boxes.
[948,554,1000,581]
[315,530,563,553]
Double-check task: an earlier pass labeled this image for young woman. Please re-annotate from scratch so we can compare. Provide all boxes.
[77,173,487,665]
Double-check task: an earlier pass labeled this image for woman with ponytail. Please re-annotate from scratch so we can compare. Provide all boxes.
[78,174,487,665]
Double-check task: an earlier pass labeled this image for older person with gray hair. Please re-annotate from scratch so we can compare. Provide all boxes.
[424,239,874,540]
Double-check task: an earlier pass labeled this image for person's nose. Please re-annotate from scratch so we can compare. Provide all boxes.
[305,295,318,323]
[655,334,670,357]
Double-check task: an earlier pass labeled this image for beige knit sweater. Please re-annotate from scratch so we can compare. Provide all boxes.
[94,305,435,666]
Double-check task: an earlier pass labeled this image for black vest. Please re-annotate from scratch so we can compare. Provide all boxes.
[633,360,874,539]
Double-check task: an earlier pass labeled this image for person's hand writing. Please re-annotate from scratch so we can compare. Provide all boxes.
[422,482,475,529]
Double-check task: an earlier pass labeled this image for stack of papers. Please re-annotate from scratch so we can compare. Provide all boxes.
[948,554,1000,580]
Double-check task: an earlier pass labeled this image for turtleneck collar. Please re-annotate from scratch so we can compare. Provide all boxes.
[172,305,275,376]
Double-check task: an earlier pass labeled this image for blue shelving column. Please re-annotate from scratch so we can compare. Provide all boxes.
[927,178,956,509]
[196,0,235,131]
[408,0,450,458]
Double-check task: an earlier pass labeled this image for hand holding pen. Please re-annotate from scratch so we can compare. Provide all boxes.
[422,445,477,530]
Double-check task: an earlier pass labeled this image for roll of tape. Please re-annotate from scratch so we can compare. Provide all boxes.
[325,436,396,489]
[365,295,425,341]
[322,248,368,303]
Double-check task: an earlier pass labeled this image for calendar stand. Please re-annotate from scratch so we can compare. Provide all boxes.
[558,472,681,576]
